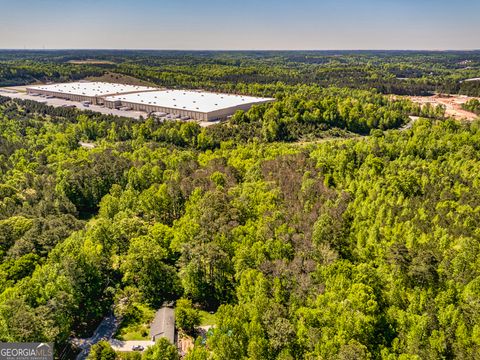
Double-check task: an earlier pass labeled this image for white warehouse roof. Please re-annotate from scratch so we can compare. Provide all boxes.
[27,82,157,97]
[104,90,274,113]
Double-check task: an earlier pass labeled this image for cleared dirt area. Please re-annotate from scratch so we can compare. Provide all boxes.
[0,85,30,93]
[406,94,479,121]
[85,72,157,87]
[178,334,194,357]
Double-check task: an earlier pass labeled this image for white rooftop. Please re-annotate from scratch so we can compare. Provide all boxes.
[105,90,274,113]
[27,82,157,97]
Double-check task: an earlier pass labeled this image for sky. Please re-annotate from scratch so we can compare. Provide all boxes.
[0,0,479,50]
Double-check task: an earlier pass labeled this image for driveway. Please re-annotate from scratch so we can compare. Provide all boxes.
[109,340,155,352]
[74,314,120,360]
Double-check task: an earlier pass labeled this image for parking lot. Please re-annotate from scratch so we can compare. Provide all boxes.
[0,86,222,127]
[0,87,148,119]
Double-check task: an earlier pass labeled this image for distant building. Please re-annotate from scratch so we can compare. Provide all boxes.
[104,89,274,121]
[26,81,274,121]
[150,307,175,344]
[26,82,157,105]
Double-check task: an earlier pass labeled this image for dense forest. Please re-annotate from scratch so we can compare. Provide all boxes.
[0,84,479,359]
[0,51,479,359]
[1,50,480,96]
[462,98,480,115]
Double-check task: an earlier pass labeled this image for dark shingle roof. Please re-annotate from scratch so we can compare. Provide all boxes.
[150,307,175,344]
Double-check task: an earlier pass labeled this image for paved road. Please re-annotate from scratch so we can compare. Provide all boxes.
[75,314,120,360]
[109,340,154,352]
[400,116,419,131]
[79,142,96,149]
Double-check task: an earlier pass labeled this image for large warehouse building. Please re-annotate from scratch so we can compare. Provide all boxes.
[26,82,274,121]
[26,82,158,105]
[104,89,274,121]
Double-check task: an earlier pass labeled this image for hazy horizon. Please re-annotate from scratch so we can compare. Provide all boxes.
[1,0,479,50]
[1,49,480,52]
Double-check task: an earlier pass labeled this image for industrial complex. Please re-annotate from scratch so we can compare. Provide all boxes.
[26,82,157,105]
[26,82,274,121]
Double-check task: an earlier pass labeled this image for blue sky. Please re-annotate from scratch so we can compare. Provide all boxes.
[0,0,478,50]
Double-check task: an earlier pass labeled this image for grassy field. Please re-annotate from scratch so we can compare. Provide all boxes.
[115,304,155,341]
[199,310,217,326]
[116,324,150,341]
[85,72,157,87]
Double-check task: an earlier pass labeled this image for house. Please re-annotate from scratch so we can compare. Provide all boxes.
[150,307,175,344]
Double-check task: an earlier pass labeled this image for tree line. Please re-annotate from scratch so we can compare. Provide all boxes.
[1,50,480,95]
[0,93,479,358]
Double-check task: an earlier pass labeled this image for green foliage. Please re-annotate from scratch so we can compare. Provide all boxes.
[184,346,209,360]
[198,310,217,326]
[57,148,131,212]
[117,353,141,360]
[121,226,182,307]
[175,298,201,334]
[462,98,480,115]
[1,51,480,358]
[3,50,480,95]
[114,302,154,341]
[88,341,117,360]
[142,338,179,360]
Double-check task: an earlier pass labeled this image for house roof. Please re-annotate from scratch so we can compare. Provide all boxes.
[150,307,175,344]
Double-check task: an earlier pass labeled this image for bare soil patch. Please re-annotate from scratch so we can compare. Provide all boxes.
[177,333,194,357]
[84,72,157,87]
[406,94,479,121]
